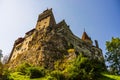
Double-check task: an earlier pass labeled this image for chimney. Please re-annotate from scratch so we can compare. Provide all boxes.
[95,40,99,48]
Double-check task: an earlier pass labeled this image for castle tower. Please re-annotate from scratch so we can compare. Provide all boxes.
[36,8,56,30]
[82,30,93,45]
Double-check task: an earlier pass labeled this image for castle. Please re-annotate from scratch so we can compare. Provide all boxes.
[8,9,103,68]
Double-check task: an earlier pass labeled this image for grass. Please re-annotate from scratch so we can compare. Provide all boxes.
[8,72,120,80]
[9,72,30,80]
[9,72,50,80]
[30,78,45,80]
[100,73,120,80]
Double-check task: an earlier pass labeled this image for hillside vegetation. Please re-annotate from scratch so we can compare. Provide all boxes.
[2,54,107,80]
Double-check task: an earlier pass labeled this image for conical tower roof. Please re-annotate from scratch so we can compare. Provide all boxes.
[82,31,91,41]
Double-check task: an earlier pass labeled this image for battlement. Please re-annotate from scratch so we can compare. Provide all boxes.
[38,8,53,22]
[25,28,35,35]
[15,37,24,45]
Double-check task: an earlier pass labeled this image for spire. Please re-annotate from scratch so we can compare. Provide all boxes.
[84,28,85,32]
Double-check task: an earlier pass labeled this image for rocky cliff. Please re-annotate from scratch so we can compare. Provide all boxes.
[8,9,104,69]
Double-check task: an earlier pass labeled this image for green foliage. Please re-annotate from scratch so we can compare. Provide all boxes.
[44,76,56,80]
[54,60,60,70]
[100,72,120,80]
[49,70,65,80]
[105,37,120,75]
[8,72,29,80]
[67,49,75,53]
[16,62,31,75]
[63,54,103,80]
[3,53,105,80]
[2,69,11,80]
[16,62,45,79]
[52,53,104,80]
[0,62,3,76]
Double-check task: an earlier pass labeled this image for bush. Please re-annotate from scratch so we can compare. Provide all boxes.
[49,70,65,80]
[2,53,104,80]
[67,49,75,53]
[8,72,29,80]
[2,69,12,80]
[28,67,45,79]
[16,62,45,78]
[16,62,31,75]
[46,75,57,80]
[62,54,103,80]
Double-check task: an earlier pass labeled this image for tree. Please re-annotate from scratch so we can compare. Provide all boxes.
[0,50,2,62]
[2,55,9,64]
[0,62,3,78]
[0,50,3,78]
[105,37,120,75]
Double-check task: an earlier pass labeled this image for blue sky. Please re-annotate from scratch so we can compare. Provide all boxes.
[0,0,120,56]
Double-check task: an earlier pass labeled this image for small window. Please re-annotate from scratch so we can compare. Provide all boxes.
[43,25,45,28]
[13,55,15,58]
[21,49,23,52]
[44,22,47,24]
[16,47,20,50]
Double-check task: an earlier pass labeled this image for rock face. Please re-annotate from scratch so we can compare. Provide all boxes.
[8,9,104,69]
